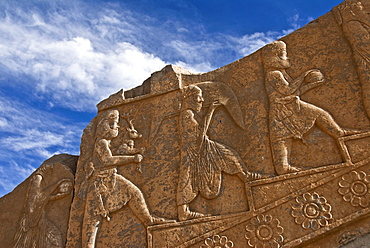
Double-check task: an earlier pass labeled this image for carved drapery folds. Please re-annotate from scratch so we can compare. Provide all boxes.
[333,0,370,118]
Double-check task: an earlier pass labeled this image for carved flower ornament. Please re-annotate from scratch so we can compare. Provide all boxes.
[291,192,332,230]
[338,170,370,207]
[245,214,284,248]
[200,235,234,248]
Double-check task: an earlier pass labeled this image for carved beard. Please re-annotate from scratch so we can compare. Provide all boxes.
[267,56,291,69]
[107,129,119,139]
[191,100,203,113]
[98,121,119,140]
[183,96,202,113]
[279,57,291,68]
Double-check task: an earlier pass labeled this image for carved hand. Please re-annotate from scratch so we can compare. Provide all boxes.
[303,69,321,79]
[304,70,324,84]
[210,100,222,111]
[134,154,143,163]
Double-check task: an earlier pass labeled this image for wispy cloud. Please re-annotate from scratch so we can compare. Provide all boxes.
[0,2,167,111]
[288,13,315,31]
[0,94,83,155]
[0,0,311,197]
[0,0,305,112]
[0,160,35,194]
[0,93,84,195]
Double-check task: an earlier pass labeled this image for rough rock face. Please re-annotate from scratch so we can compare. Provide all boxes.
[0,154,78,247]
[3,1,370,247]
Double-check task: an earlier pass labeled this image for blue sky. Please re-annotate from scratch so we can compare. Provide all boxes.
[0,0,343,196]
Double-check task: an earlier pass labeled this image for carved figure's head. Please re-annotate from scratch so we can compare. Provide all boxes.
[127,140,134,148]
[335,0,369,25]
[96,110,120,140]
[262,41,291,70]
[58,180,73,194]
[345,0,365,12]
[347,0,369,19]
[181,85,204,113]
[127,120,142,139]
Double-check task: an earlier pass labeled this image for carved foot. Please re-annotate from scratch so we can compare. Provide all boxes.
[276,165,300,175]
[149,216,176,225]
[178,208,209,221]
[245,171,272,181]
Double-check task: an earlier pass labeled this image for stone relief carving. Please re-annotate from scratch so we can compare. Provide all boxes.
[79,110,173,247]
[291,192,332,231]
[13,164,73,248]
[245,214,284,248]
[4,2,370,247]
[199,234,234,248]
[338,170,370,207]
[116,115,146,173]
[262,40,361,175]
[333,0,370,118]
[177,85,266,221]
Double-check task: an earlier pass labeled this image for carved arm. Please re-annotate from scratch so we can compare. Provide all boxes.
[96,139,142,167]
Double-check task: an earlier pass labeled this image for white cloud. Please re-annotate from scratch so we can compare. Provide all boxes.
[174,61,213,74]
[0,0,306,113]
[0,95,83,158]
[0,3,167,111]
[2,129,65,151]
[0,117,8,128]
[0,0,312,197]
[289,14,301,30]
[0,93,83,195]
[232,32,277,56]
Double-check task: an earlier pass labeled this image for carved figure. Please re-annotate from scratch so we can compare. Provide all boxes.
[13,164,73,248]
[81,110,172,248]
[177,85,264,221]
[117,117,145,173]
[262,41,360,175]
[333,0,370,118]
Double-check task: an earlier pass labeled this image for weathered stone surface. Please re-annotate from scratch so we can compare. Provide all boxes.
[2,0,370,247]
[64,1,370,247]
[63,1,370,247]
[0,154,77,247]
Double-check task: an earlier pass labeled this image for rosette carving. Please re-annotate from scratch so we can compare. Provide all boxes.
[291,192,332,230]
[245,214,284,248]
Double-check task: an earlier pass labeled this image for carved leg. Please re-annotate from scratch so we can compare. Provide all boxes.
[127,185,155,225]
[314,110,348,137]
[127,185,175,226]
[315,110,365,138]
[82,215,101,248]
[271,139,299,175]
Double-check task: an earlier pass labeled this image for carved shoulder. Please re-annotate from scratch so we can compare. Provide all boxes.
[96,138,109,147]
[95,138,113,161]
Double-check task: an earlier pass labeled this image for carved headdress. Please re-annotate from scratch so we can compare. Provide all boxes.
[95,109,119,140]
[181,85,202,99]
[261,40,291,69]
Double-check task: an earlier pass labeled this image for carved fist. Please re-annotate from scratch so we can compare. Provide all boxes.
[134,154,143,163]
[210,100,222,110]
